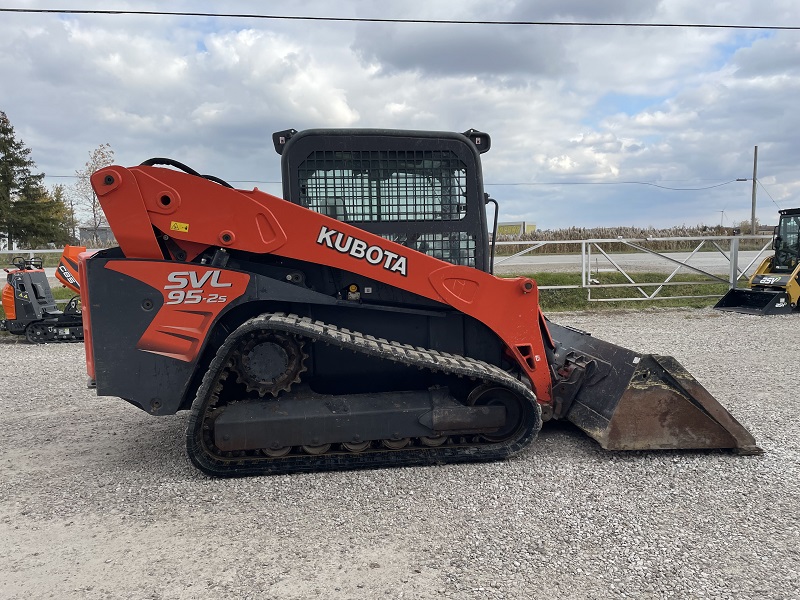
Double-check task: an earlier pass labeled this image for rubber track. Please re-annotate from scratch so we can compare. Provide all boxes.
[187,313,542,477]
[25,321,84,344]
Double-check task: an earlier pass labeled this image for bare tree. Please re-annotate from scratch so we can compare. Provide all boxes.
[73,143,114,246]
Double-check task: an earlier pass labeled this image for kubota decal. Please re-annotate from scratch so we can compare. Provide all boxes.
[316,225,408,276]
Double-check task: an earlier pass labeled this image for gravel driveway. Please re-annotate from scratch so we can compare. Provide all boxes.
[1,307,797,600]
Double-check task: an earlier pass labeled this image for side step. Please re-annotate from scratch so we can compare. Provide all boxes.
[547,322,762,455]
[713,288,792,315]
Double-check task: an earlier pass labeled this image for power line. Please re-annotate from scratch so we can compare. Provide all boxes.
[43,174,284,185]
[485,179,741,190]
[0,8,797,30]
[755,178,783,210]
[43,173,740,190]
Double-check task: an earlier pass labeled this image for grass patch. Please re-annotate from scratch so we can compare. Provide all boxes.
[515,272,729,312]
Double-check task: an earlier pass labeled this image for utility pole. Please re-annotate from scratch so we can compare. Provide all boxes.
[751,146,758,235]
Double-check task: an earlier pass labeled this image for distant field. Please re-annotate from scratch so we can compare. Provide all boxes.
[2,225,749,323]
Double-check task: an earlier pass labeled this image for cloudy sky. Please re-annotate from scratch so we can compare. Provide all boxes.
[1,0,799,230]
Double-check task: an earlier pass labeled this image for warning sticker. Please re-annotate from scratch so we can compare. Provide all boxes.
[170,221,189,233]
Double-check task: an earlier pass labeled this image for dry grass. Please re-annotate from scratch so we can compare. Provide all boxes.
[497,224,769,255]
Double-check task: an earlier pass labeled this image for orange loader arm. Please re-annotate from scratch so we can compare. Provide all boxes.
[90,165,555,404]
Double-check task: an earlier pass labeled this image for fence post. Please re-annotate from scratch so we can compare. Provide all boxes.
[581,240,587,287]
[729,234,739,290]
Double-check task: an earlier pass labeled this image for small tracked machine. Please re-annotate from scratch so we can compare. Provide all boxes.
[1,246,84,343]
[715,207,800,315]
[81,128,760,476]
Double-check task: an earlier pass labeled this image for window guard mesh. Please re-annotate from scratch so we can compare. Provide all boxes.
[297,149,476,266]
[298,150,468,222]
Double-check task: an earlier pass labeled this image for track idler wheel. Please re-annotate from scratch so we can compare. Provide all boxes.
[420,435,447,447]
[467,384,525,443]
[25,322,48,344]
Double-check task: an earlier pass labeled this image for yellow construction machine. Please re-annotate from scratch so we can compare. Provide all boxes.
[715,207,800,315]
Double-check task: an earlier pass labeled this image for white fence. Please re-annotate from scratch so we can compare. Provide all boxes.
[494,235,774,302]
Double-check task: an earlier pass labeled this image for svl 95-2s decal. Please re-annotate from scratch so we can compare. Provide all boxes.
[164,270,232,305]
[104,261,250,362]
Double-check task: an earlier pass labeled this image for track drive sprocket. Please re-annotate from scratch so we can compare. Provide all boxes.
[231,331,307,397]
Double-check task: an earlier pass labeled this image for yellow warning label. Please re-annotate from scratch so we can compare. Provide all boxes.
[170,221,189,233]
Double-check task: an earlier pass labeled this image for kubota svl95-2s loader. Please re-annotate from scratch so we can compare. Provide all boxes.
[81,128,760,476]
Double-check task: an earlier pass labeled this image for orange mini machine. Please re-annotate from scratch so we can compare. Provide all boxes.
[81,129,760,476]
[1,246,84,343]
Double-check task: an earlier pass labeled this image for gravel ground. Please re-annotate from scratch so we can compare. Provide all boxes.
[1,307,798,600]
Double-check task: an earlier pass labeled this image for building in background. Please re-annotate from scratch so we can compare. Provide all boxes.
[497,221,537,238]
[79,226,115,246]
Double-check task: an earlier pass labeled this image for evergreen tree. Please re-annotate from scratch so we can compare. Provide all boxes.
[0,110,44,250]
[52,184,78,244]
[9,183,72,248]
[55,182,79,242]
[0,111,71,249]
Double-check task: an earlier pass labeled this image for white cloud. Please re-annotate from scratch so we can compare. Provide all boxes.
[1,0,799,230]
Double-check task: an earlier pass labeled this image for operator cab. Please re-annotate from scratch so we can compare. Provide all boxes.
[773,207,800,272]
[274,128,493,272]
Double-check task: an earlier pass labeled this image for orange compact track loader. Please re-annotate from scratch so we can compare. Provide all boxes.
[1,245,84,343]
[81,129,760,476]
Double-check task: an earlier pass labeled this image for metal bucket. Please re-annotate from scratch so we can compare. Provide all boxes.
[713,288,792,315]
[547,322,762,455]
